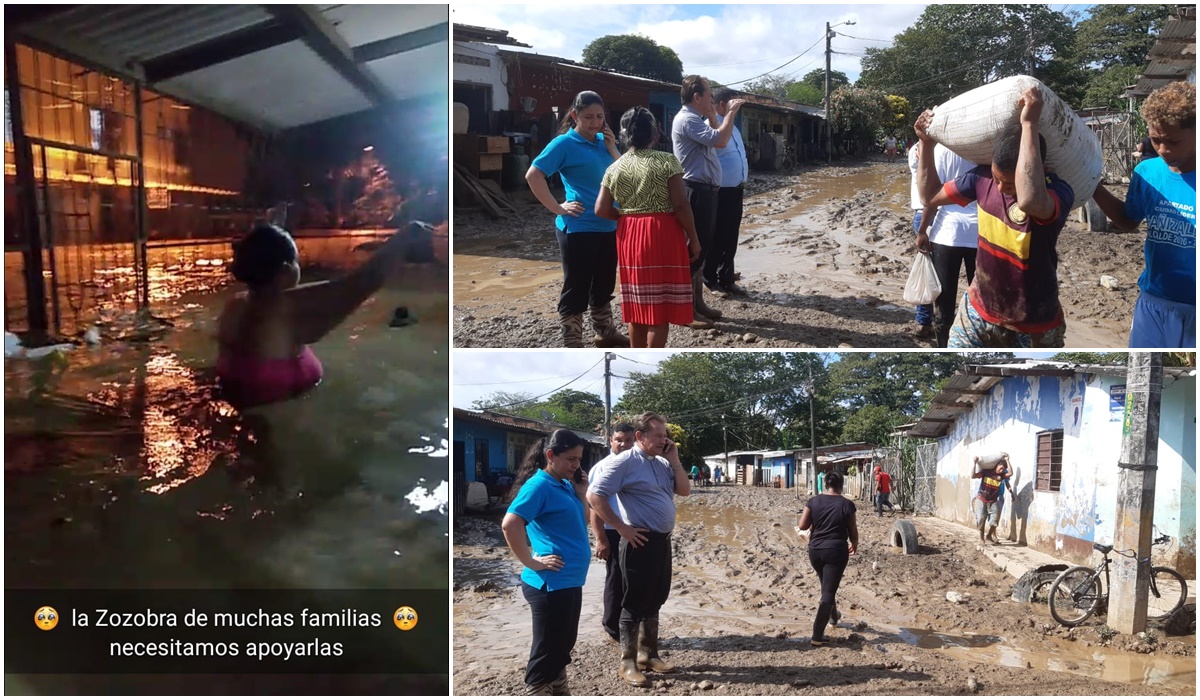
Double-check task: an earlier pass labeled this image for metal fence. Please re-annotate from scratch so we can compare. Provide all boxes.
[912,442,938,515]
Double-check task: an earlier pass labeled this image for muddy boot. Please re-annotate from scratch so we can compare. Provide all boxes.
[636,615,675,673]
[548,669,570,696]
[619,620,650,687]
[560,313,585,348]
[693,270,722,320]
[525,681,553,696]
[590,303,629,348]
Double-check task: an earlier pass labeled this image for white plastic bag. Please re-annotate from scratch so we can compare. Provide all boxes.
[903,253,942,305]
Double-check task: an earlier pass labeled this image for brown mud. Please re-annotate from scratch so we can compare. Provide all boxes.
[453,158,1142,348]
[453,487,1195,696]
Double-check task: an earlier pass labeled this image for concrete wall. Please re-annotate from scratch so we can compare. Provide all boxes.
[934,373,1196,576]
[452,42,509,111]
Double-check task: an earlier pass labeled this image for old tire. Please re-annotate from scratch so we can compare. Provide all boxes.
[892,520,919,554]
[1085,198,1109,232]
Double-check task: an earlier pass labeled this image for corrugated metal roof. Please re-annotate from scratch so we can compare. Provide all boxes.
[1124,6,1196,98]
[908,361,1195,439]
[9,5,447,130]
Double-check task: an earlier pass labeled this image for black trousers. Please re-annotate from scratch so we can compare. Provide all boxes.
[708,186,744,287]
[684,183,719,275]
[601,529,624,640]
[522,582,582,686]
[931,243,977,347]
[808,547,849,639]
[556,228,618,316]
[619,531,672,623]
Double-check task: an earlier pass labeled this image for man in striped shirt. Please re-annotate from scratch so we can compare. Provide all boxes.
[915,86,1075,348]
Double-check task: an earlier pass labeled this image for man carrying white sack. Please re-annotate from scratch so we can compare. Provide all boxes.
[1091,81,1195,349]
[916,86,1074,349]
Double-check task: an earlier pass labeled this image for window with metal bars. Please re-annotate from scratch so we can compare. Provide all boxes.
[1035,429,1063,492]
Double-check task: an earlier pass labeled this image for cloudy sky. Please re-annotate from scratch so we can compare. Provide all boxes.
[453,3,1079,87]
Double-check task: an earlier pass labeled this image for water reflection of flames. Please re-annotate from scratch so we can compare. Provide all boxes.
[136,351,223,495]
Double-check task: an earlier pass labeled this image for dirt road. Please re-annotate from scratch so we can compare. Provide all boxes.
[453,487,1194,696]
[454,159,1143,348]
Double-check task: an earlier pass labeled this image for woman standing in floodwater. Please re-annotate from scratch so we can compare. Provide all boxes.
[501,430,591,695]
[797,470,859,645]
[526,91,628,348]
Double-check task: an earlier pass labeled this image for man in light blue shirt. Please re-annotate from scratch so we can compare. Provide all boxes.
[671,75,745,328]
[587,412,690,687]
[712,87,751,296]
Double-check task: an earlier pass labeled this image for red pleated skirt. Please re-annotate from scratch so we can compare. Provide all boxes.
[616,213,693,326]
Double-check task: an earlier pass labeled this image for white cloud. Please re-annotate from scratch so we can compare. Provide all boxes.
[453,350,677,410]
[453,3,930,85]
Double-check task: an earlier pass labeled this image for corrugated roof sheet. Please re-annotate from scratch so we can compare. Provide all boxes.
[1125,6,1196,98]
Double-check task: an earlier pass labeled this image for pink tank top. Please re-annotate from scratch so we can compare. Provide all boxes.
[216,346,323,406]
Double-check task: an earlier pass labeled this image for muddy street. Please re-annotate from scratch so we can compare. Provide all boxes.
[453,159,1143,348]
[453,487,1194,696]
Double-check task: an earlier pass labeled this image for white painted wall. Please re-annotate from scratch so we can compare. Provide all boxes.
[453,41,509,111]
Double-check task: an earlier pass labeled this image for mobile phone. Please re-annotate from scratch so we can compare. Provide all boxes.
[573,467,585,483]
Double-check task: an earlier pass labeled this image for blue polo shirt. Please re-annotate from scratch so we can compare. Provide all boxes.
[1125,157,1196,305]
[507,468,590,591]
[531,130,618,235]
[715,115,747,188]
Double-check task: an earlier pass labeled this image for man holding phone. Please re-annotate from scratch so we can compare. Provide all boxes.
[588,412,691,688]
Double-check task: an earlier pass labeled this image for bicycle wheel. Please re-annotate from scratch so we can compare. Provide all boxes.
[1147,567,1187,621]
[1049,566,1102,627]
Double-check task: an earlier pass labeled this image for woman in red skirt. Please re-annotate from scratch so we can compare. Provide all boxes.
[595,107,700,348]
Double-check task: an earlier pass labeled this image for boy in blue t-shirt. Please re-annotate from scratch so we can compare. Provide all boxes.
[1093,81,1196,348]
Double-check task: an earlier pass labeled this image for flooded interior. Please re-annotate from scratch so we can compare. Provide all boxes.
[6,234,450,691]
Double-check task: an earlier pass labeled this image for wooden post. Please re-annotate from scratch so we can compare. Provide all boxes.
[1109,352,1162,635]
[5,39,49,335]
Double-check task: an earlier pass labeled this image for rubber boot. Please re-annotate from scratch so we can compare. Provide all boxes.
[525,681,552,696]
[619,620,650,687]
[637,614,675,673]
[693,270,722,320]
[560,313,585,348]
[590,303,630,348]
[548,669,570,696]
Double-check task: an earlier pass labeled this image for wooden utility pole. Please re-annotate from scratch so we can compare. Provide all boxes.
[603,352,613,445]
[722,413,729,484]
[824,22,832,165]
[809,361,817,495]
[1109,352,1163,634]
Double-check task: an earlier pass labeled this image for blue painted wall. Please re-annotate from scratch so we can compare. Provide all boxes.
[455,419,512,483]
[764,456,795,488]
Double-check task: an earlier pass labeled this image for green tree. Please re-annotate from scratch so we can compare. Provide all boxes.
[786,82,826,106]
[841,405,908,446]
[800,68,850,92]
[1051,352,1129,365]
[470,391,536,411]
[826,353,972,417]
[581,35,683,84]
[883,94,912,134]
[1081,65,1143,109]
[858,4,1080,111]
[1072,4,1174,70]
[828,86,891,146]
[511,389,605,433]
[744,75,796,100]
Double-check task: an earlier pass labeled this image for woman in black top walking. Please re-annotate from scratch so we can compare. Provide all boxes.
[797,471,859,645]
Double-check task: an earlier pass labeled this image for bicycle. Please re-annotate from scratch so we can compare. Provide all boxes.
[1048,532,1187,627]
[780,142,798,172]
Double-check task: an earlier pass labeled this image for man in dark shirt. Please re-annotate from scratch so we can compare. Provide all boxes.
[916,86,1075,348]
[973,453,1012,544]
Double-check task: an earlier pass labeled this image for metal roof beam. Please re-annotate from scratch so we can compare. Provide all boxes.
[4,5,79,28]
[354,22,449,64]
[265,4,392,105]
[142,19,304,83]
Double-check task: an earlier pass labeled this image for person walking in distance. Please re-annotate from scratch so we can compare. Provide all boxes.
[587,412,691,688]
[501,430,591,695]
[711,87,751,296]
[671,75,746,329]
[873,465,896,515]
[588,422,636,642]
[797,471,859,645]
[526,91,628,348]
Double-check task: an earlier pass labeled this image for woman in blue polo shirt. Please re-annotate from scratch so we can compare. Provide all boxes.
[526,91,627,348]
[501,429,591,695]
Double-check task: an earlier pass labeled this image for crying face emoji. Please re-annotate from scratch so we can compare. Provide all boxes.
[35,606,59,631]
[393,606,418,631]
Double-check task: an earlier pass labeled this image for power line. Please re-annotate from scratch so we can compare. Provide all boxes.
[836,32,893,43]
[457,369,606,387]
[689,50,818,70]
[725,33,826,87]
[478,358,605,410]
[614,354,659,367]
